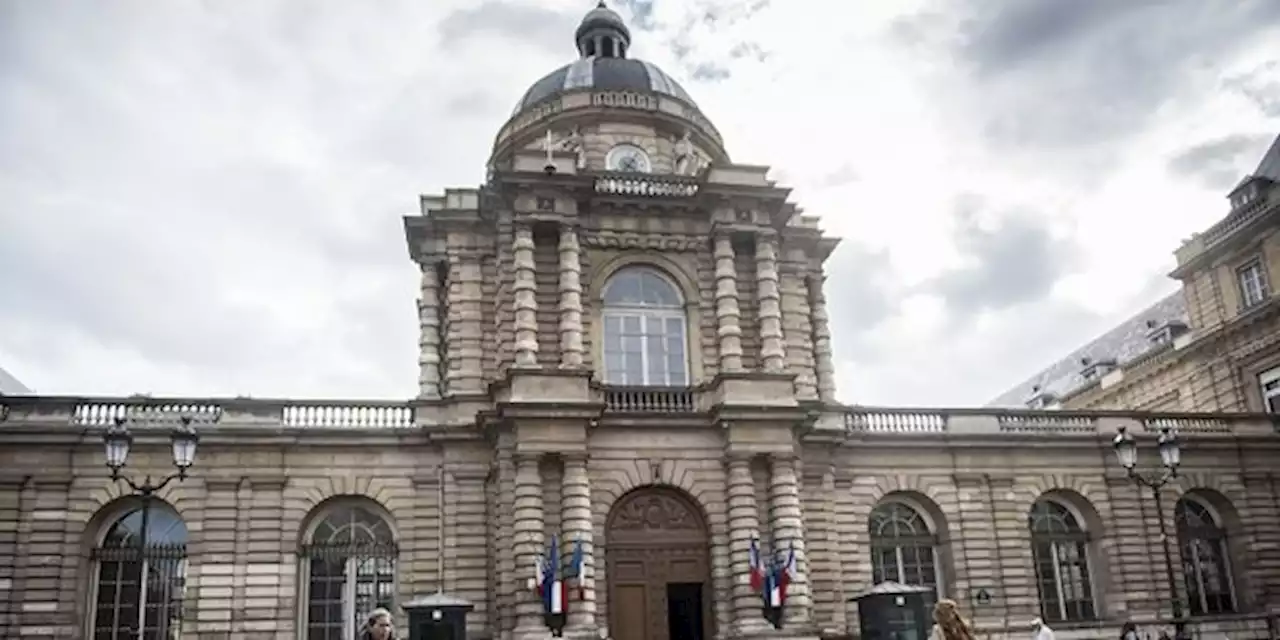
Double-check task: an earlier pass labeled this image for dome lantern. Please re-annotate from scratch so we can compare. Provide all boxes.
[575,1,631,59]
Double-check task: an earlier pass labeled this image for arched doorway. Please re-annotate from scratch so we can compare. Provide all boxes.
[606,486,712,640]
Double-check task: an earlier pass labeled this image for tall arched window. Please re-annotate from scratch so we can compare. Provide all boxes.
[90,501,188,639]
[300,502,398,640]
[1176,496,1236,616]
[868,501,940,595]
[1029,499,1096,623]
[601,267,689,386]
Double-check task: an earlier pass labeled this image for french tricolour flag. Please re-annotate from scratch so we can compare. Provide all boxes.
[566,538,586,599]
[765,543,796,608]
[541,535,565,615]
[748,532,764,592]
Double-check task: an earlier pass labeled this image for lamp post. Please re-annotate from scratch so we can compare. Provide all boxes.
[1112,425,1189,640]
[101,415,200,640]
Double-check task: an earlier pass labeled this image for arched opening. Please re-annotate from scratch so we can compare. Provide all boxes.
[868,493,949,598]
[297,497,399,640]
[1028,496,1098,624]
[1176,493,1237,615]
[605,486,712,640]
[87,498,188,639]
[600,266,689,387]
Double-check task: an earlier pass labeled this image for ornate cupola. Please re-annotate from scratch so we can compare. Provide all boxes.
[576,1,631,58]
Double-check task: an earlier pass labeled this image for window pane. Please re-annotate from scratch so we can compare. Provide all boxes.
[646,336,666,384]
[622,315,642,334]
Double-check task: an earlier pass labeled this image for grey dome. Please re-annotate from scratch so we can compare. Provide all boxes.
[511,56,697,116]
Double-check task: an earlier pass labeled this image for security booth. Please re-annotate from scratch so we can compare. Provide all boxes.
[403,592,474,640]
[849,582,935,640]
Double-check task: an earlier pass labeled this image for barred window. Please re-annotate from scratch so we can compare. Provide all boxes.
[90,501,188,640]
[1176,497,1236,616]
[601,267,689,387]
[868,501,941,597]
[300,502,399,640]
[1029,499,1096,623]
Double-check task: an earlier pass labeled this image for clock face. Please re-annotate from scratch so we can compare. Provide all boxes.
[606,144,651,173]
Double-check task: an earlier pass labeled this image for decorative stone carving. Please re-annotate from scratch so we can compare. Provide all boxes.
[674,130,695,176]
[580,232,705,252]
[559,126,586,170]
[610,493,700,532]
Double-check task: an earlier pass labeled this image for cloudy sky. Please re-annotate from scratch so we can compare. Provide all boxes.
[1,0,1278,406]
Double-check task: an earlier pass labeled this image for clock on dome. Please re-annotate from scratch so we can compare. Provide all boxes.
[606,144,651,173]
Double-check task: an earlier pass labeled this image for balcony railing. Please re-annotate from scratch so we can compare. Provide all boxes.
[841,406,1276,437]
[602,387,697,413]
[0,397,417,429]
[593,172,700,198]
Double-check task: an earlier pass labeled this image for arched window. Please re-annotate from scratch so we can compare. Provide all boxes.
[1029,499,1096,623]
[601,267,688,386]
[300,502,398,640]
[1176,497,1236,616]
[90,501,188,639]
[868,501,940,595]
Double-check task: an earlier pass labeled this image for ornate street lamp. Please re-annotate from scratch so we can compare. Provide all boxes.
[1113,424,1188,640]
[101,414,200,640]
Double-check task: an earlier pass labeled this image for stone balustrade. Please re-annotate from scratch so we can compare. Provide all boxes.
[1,395,1276,436]
[593,172,700,197]
[0,396,416,429]
[842,406,1277,438]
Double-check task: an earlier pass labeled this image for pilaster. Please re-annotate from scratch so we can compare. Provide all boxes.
[779,249,817,400]
[755,233,786,373]
[562,454,597,632]
[724,452,763,635]
[767,454,812,628]
[714,233,744,373]
[513,452,546,635]
[445,247,486,394]
[809,273,836,403]
[558,224,586,369]
[418,261,444,399]
[513,222,540,368]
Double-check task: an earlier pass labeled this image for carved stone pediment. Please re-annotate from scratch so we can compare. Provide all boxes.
[609,491,702,533]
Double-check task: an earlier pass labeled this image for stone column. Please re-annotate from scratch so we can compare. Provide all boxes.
[725,452,762,634]
[713,233,744,373]
[809,273,837,403]
[513,452,546,635]
[768,454,812,627]
[780,248,817,399]
[513,223,540,368]
[754,233,786,372]
[561,454,596,631]
[558,225,586,369]
[445,249,485,394]
[418,262,443,398]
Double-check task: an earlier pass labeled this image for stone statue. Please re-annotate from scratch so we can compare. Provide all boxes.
[673,129,694,175]
[559,126,586,169]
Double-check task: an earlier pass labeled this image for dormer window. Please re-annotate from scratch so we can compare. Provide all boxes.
[1079,357,1117,380]
[1026,385,1059,410]
[1146,318,1189,346]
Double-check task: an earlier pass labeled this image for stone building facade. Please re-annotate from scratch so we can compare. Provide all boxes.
[992,135,1280,414]
[2,5,1279,640]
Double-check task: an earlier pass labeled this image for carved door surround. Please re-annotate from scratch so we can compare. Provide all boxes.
[606,486,713,640]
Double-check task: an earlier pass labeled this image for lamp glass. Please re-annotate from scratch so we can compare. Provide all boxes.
[1113,428,1138,469]
[170,424,199,469]
[103,424,132,470]
[1158,428,1181,469]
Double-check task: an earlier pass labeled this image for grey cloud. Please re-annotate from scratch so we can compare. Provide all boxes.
[690,63,731,82]
[897,0,1280,153]
[925,199,1077,317]
[822,243,899,364]
[1225,61,1280,118]
[616,0,657,31]
[816,165,859,189]
[437,1,577,55]
[1167,133,1274,191]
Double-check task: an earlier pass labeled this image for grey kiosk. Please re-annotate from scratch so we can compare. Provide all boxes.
[849,582,936,640]
[402,593,474,640]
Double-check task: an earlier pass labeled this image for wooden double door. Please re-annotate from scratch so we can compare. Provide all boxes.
[606,488,712,640]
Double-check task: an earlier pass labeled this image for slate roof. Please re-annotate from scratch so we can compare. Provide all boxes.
[986,292,1188,408]
[1252,134,1280,182]
[0,365,31,395]
[511,57,697,116]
